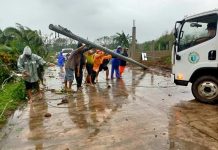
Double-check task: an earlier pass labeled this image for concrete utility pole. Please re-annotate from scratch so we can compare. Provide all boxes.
[49,24,148,69]
[130,20,136,59]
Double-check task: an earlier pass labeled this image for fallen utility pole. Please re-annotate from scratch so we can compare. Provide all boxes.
[49,24,148,69]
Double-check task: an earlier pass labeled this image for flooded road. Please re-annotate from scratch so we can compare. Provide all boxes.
[0,66,218,150]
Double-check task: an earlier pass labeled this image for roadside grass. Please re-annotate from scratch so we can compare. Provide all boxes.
[0,81,26,126]
[158,55,171,69]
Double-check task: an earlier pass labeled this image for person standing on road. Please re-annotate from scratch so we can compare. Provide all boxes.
[64,43,86,92]
[119,48,128,77]
[57,51,65,73]
[84,49,95,85]
[75,42,86,91]
[17,46,54,103]
[111,46,122,79]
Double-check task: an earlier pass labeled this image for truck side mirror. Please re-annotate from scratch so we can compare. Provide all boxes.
[190,22,202,28]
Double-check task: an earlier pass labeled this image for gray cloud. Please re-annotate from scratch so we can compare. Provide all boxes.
[0,0,218,43]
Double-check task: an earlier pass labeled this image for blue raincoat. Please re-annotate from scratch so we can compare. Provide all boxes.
[57,52,65,67]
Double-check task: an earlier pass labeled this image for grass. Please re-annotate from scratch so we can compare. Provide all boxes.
[0,80,26,125]
[158,55,171,69]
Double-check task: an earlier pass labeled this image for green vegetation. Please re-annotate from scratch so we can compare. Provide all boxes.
[0,23,47,126]
[0,81,25,124]
[0,61,10,84]
[0,23,47,82]
[94,31,131,49]
[51,37,77,52]
[157,55,171,69]
[142,32,174,51]
[1,23,47,56]
[94,30,174,55]
[45,50,57,64]
[113,32,131,48]
[161,55,171,65]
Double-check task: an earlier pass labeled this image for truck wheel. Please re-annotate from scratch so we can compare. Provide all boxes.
[192,76,218,104]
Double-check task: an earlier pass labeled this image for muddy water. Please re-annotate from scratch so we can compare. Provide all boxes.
[0,66,218,150]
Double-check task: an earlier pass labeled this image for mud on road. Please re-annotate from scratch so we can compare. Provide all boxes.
[0,66,218,150]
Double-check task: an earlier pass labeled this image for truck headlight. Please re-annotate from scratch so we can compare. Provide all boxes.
[177,73,184,80]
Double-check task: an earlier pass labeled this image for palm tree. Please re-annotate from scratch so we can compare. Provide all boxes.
[3,23,46,57]
[113,31,131,48]
[0,29,13,46]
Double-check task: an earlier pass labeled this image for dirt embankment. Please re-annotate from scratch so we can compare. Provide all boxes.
[141,50,171,71]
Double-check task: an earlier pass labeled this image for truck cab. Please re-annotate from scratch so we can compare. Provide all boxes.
[172,9,218,104]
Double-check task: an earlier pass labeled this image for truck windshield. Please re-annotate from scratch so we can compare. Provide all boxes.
[178,14,217,51]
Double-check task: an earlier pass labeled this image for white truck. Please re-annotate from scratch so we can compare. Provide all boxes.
[172,9,218,104]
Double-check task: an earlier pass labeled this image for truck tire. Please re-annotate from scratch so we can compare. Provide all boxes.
[192,76,218,104]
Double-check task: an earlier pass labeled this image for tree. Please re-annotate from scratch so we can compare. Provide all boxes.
[51,37,77,52]
[142,31,174,51]
[94,36,113,47]
[113,31,131,48]
[93,31,131,50]
[3,23,47,57]
[0,29,14,46]
[155,32,174,50]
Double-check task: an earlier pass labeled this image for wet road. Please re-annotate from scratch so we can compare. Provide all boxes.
[0,66,218,150]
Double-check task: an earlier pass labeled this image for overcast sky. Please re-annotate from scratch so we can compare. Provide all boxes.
[0,0,218,43]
